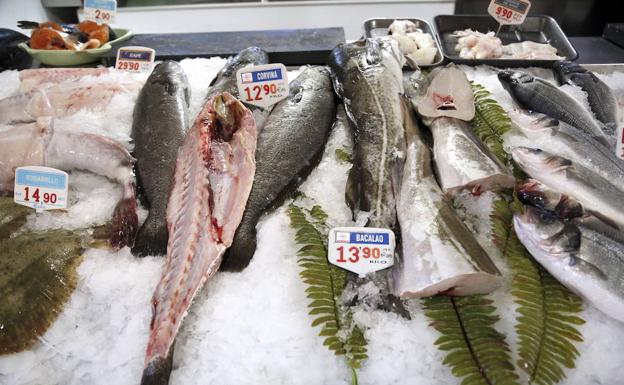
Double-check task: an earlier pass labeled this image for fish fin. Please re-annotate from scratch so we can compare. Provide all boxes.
[131,218,168,257]
[219,217,257,272]
[554,195,584,219]
[141,347,174,385]
[544,154,572,172]
[110,197,139,249]
[568,254,608,281]
[16,20,39,29]
[345,164,360,221]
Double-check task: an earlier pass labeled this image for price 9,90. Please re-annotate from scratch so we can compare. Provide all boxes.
[23,187,57,204]
[117,61,140,71]
[495,6,513,19]
[335,246,381,263]
[244,84,278,102]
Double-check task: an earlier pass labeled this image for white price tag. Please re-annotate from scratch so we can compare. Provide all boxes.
[616,125,624,160]
[236,63,289,109]
[115,46,155,72]
[488,0,531,25]
[327,227,395,278]
[84,0,117,24]
[14,166,68,211]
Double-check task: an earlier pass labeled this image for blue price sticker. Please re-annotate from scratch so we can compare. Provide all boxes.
[328,227,395,277]
[84,0,117,24]
[236,63,289,109]
[14,166,69,211]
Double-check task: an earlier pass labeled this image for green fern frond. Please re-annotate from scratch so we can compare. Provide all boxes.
[288,203,368,380]
[471,82,513,167]
[422,295,519,385]
[490,196,585,385]
[335,148,353,163]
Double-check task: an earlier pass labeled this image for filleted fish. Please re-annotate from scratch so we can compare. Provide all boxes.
[131,61,191,256]
[141,92,257,385]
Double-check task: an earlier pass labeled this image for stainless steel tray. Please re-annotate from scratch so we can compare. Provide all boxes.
[363,18,444,67]
[434,15,578,67]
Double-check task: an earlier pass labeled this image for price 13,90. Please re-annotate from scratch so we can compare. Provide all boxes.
[244,84,278,102]
[335,246,381,263]
[23,187,57,204]
[117,61,140,71]
[495,6,513,19]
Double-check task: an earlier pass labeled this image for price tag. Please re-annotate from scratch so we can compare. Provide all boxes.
[488,0,531,25]
[115,46,155,72]
[236,63,289,109]
[84,0,117,24]
[616,125,624,160]
[14,166,68,211]
[327,227,395,278]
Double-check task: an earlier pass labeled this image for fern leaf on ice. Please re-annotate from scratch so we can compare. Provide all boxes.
[490,196,585,385]
[422,295,519,385]
[288,203,368,375]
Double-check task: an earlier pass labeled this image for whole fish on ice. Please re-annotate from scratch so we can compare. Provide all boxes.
[416,65,514,195]
[497,70,610,146]
[131,61,191,256]
[392,100,502,298]
[515,206,624,323]
[221,66,335,271]
[0,118,138,248]
[553,61,619,133]
[141,92,257,385]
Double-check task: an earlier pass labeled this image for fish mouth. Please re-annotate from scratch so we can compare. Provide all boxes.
[213,93,244,142]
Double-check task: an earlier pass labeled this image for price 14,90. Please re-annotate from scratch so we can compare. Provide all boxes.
[22,187,58,204]
[243,84,279,102]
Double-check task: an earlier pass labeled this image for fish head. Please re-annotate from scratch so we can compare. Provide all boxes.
[150,61,191,107]
[553,60,585,76]
[212,92,246,142]
[511,147,571,176]
[517,179,583,219]
[514,206,580,256]
[497,70,533,94]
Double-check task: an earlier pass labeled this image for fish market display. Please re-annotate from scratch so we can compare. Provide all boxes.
[453,29,562,60]
[498,70,610,146]
[506,110,624,192]
[0,79,140,124]
[17,20,113,50]
[0,28,31,71]
[18,67,110,92]
[387,19,438,66]
[512,147,624,229]
[392,102,502,298]
[221,66,335,271]
[416,66,514,195]
[515,207,624,323]
[142,92,257,384]
[204,47,271,128]
[0,118,138,248]
[554,61,619,133]
[131,61,191,256]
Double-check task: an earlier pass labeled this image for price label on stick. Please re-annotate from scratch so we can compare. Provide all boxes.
[84,0,117,24]
[115,46,155,72]
[488,0,531,25]
[236,63,289,109]
[327,227,395,278]
[14,166,68,211]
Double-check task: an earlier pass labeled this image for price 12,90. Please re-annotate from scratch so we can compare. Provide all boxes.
[243,84,278,102]
[335,245,381,263]
[23,187,57,204]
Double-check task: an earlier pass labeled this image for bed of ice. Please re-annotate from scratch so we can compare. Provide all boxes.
[1,60,624,385]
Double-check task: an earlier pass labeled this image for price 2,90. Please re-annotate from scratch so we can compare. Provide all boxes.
[496,6,513,19]
[336,246,381,263]
[117,61,140,71]
[94,9,112,21]
[23,187,57,204]
[244,84,278,102]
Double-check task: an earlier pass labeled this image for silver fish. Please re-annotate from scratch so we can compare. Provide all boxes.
[498,70,610,146]
[0,118,138,248]
[417,65,514,195]
[141,92,257,385]
[512,147,624,229]
[515,206,624,323]
[506,110,624,192]
[392,101,502,298]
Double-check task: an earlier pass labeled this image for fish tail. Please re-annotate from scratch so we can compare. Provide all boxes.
[132,216,168,257]
[110,195,139,250]
[141,348,174,385]
[16,20,40,29]
[220,218,257,272]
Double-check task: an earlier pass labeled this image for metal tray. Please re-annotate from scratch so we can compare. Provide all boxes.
[363,18,444,67]
[434,15,578,67]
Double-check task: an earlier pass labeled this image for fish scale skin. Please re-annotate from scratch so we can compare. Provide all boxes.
[142,93,257,385]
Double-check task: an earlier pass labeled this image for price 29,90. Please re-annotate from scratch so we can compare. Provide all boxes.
[22,187,57,204]
[117,61,140,71]
[335,246,381,263]
[243,84,278,102]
